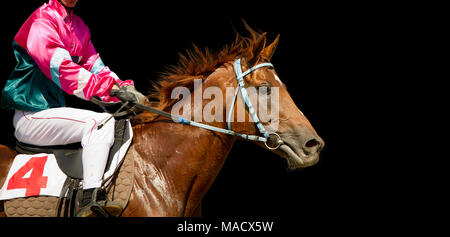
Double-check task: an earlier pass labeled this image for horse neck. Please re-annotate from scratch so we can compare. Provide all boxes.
[131,65,237,216]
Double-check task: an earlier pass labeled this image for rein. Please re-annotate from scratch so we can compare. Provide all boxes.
[92,58,283,150]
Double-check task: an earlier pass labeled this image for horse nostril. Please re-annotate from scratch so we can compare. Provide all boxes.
[305,139,320,148]
[303,138,323,155]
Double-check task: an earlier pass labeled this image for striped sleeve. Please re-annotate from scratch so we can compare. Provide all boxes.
[79,40,134,88]
[26,19,126,102]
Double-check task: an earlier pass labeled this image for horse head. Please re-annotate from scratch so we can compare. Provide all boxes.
[225,32,325,169]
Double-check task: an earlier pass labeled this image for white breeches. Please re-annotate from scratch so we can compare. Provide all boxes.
[13,107,115,189]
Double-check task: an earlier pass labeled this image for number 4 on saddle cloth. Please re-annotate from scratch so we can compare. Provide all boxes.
[0,119,133,216]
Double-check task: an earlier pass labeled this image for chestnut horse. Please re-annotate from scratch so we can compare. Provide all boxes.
[0,27,324,217]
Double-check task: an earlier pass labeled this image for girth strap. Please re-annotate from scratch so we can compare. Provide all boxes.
[56,177,80,217]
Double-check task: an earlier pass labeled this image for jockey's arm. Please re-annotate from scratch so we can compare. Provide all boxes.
[27,18,134,102]
[80,41,147,103]
[79,40,134,91]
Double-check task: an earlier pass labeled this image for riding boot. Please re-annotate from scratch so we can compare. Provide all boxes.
[75,187,123,217]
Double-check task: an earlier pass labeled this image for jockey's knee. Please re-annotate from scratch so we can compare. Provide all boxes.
[82,113,115,147]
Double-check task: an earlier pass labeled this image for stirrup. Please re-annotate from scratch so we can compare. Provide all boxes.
[76,188,123,217]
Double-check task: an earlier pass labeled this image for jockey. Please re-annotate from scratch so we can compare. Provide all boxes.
[1,0,146,217]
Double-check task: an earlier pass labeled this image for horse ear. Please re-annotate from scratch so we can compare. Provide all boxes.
[248,32,267,66]
[261,34,280,61]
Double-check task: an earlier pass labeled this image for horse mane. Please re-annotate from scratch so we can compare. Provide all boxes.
[133,24,265,124]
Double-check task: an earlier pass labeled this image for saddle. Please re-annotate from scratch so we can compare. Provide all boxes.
[15,119,131,180]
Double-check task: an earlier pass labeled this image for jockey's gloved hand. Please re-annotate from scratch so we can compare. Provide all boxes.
[110,85,147,104]
[124,85,147,103]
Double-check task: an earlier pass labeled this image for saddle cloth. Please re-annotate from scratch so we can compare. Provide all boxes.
[3,146,136,217]
[0,119,133,201]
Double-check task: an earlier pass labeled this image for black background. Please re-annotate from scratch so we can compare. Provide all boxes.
[0,0,418,232]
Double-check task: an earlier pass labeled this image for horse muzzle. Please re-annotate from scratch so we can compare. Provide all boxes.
[275,127,324,169]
